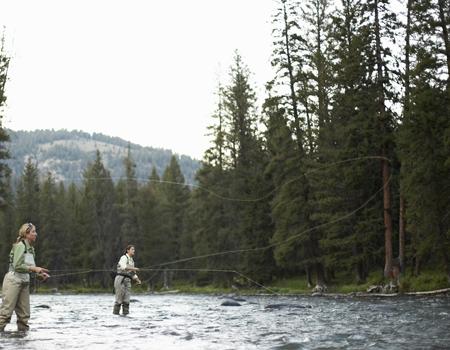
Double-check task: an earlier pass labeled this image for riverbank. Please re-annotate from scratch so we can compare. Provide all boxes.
[30,270,450,296]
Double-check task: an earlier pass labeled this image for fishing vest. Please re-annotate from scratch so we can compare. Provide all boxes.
[8,241,35,282]
[116,254,135,279]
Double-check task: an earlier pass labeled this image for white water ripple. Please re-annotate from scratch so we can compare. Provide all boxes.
[0,294,449,350]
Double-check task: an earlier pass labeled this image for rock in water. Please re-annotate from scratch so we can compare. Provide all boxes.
[221,300,241,307]
[265,303,311,310]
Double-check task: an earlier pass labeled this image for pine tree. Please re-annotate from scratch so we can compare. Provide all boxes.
[398,0,413,273]
[301,0,333,140]
[264,96,312,284]
[189,54,275,285]
[0,33,10,212]
[117,145,140,250]
[271,0,308,151]
[15,158,40,228]
[64,183,83,284]
[310,0,385,283]
[189,85,235,285]
[269,1,327,287]
[204,82,226,168]
[0,34,11,268]
[398,0,450,280]
[39,173,67,276]
[136,168,167,272]
[0,173,15,275]
[160,156,190,271]
[222,53,275,283]
[79,150,118,287]
[362,0,400,279]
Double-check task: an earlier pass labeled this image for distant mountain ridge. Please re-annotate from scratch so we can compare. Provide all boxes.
[6,129,200,185]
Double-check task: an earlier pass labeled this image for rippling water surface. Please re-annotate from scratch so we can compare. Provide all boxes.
[0,293,449,349]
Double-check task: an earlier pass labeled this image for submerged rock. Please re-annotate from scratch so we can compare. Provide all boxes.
[265,303,311,310]
[221,300,241,307]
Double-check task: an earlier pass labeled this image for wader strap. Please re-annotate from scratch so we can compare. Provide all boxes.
[8,241,29,272]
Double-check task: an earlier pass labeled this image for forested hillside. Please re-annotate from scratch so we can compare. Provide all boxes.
[0,0,448,292]
[6,129,199,185]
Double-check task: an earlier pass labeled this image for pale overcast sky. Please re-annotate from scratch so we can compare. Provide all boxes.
[0,0,275,159]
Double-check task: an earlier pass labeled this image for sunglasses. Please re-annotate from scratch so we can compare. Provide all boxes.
[26,223,34,233]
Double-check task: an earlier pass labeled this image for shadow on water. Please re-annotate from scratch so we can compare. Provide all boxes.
[1,330,28,338]
[0,294,449,349]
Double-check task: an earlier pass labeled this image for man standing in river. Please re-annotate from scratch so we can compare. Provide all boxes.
[113,245,141,315]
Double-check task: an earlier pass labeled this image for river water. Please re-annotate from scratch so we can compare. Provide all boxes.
[0,293,448,349]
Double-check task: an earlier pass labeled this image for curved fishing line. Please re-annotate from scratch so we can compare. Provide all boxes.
[44,155,390,288]
[142,171,392,270]
[48,267,278,294]
[48,269,104,279]
[139,268,278,295]
[48,268,95,273]
[74,155,390,203]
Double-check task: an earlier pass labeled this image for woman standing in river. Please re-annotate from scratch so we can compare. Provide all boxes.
[0,223,50,332]
[113,245,141,315]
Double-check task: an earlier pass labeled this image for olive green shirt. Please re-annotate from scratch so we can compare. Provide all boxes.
[9,240,35,273]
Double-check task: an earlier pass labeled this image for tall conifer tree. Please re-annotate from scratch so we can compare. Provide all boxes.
[137,168,167,271]
[310,0,385,283]
[0,34,10,212]
[160,156,190,269]
[15,159,40,229]
[79,151,117,287]
[39,173,67,275]
[117,145,140,251]
[398,0,450,279]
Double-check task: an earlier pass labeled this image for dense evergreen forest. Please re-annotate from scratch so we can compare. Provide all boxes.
[0,0,448,291]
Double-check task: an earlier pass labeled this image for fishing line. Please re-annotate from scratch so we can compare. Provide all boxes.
[139,268,278,295]
[48,268,96,273]
[47,267,278,294]
[48,269,99,279]
[138,156,391,267]
[142,171,391,269]
[32,155,390,291]
[56,155,390,203]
